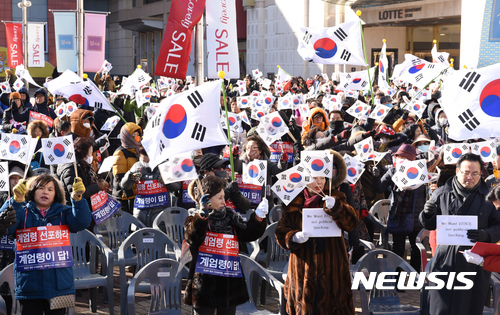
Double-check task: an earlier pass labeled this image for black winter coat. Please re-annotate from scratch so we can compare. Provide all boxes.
[183,210,266,308]
[57,159,100,206]
[419,177,500,315]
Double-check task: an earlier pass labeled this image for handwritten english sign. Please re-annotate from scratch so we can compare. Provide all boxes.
[436,215,478,246]
[302,208,341,238]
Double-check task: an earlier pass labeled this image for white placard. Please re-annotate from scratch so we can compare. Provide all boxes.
[302,208,341,237]
[98,156,118,174]
[436,215,478,246]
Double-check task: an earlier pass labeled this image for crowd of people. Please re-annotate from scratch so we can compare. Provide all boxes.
[0,66,498,315]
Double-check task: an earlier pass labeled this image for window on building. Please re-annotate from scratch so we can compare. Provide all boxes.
[143,0,162,4]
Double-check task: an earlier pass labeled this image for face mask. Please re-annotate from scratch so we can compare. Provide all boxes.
[332,120,344,131]
[134,136,141,143]
[141,161,149,168]
[384,103,394,108]
[85,155,93,164]
[380,138,389,144]
[316,138,326,143]
[418,145,430,153]
[438,118,448,126]
[83,123,91,128]
[214,170,228,180]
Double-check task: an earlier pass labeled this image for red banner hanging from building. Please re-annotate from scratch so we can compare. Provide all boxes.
[154,0,206,79]
[5,23,23,68]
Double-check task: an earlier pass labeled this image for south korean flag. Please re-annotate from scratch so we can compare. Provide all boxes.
[0,163,9,192]
[346,100,371,120]
[0,134,31,164]
[13,79,24,91]
[354,137,387,163]
[142,80,229,169]
[338,67,375,91]
[101,60,113,74]
[252,69,263,79]
[236,80,247,96]
[290,94,304,109]
[220,111,242,134]
[243,160,267,185]
[276,163,313,190]
[343,154,365,184]
[271,179,304,206]
[158,152,198,184]
[0,82,11,95]
[42,135,76,165]
[300,151,333,178]
[369,104,392,122]
[391,159,429,190]
[345,90,359,99]
[405,97,427,118]
[237,96,253,109]
[55,103,67,118]
[256,112,290,146]
[101,116,120,131]
[239,111,250,126]
[443,143,471,165]
[470,140,497,163]
[278,96,293,111]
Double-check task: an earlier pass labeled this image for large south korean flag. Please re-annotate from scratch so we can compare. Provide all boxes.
[143,80,229,169]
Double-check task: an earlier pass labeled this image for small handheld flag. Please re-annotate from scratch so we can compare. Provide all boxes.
[41,135,76,165]
[243,160,267,185]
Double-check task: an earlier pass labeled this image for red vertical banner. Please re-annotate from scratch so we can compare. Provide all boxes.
[5,23,23,68]
[154,0,206,79]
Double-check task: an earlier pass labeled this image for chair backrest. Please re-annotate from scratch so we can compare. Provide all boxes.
[354,249,418,306]
[369,199,391,225]
[118,228,181,273]
[258,222,290,270]
[93,210,146,253]
[269,205,283,224]
[70,229,108,279]
[0,264,19,315]
[416,229,430,251]
[152,207,189,248]
[127,258,188,315]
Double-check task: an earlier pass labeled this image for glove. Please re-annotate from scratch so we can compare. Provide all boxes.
[462,249,484,265]
[335,129,351,142]
[0,206,16,235]
[255,199,269,219]
[232,146,240,157]
[372,167,381,178]
[97,179,109,191]
[293,231,312,244]
[71,177,86,201]
[13,123,21,130]
[467,229,490,243]
[322,196,336,209]
[12,128,17,134]
[226,181,240,195]
[129,172,142,182]
[402,111,409,121]
[13,180,27,203]
[363,129,377,139]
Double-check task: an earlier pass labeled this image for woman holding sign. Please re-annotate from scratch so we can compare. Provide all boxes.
[275,150,359,315]
[183,175,267,315]
[0,174,91,314]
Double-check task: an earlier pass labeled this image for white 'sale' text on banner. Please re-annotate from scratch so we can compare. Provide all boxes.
[206,0,240,79]
[27,23,44,68]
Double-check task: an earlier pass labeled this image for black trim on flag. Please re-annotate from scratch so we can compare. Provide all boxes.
[459,72,481,92]
[458,109,480,131]
[340,50,351,61]
[334,28,347,41]
[187,91,204,108]
[191,123,206,142]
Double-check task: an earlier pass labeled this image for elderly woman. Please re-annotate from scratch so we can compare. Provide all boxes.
[0,174,91,314]
[183,175,267,315]
[275,149,358,315]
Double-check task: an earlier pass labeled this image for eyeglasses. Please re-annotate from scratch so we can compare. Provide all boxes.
[247,146,260,151]
[458,169,481,178]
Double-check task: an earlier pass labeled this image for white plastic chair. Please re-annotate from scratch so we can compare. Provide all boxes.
[367,199,391,249]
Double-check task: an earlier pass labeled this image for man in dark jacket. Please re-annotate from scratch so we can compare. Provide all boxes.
[18,87,31,108]
[11,88,56,124]
[419,153,500,315]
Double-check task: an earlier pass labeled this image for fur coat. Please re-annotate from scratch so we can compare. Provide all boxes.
[275,150,359,315]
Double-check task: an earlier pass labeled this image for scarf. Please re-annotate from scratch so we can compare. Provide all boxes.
[120,127,141,156]
[452,176,480,204]
[80,159,98,186]
[302,188,326,253]
[207,208,247,235]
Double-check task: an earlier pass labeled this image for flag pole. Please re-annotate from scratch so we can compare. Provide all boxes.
[357,10,376,108]
[218,71,236,182]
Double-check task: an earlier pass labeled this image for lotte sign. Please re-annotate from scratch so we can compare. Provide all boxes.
[155,0,206,79]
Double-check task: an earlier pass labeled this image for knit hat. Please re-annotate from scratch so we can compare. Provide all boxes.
[395,144,417,161]
[9,166,23,178]
[199,153,229,173]
[9,92,21,100]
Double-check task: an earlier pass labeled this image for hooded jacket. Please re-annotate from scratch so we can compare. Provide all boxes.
[12,88,56,123]
[112,123,142,200]
[69,109,94,138]
[1,197,91,301]
[2,97,27,133]
[431,108,449,144]
[275,149,358,315]
[425,102,441,127]
[18,87,32,108]
[301,107,329,140]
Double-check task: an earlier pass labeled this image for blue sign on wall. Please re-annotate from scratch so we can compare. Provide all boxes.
[490,0,500,41]
[58,35,74,50]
